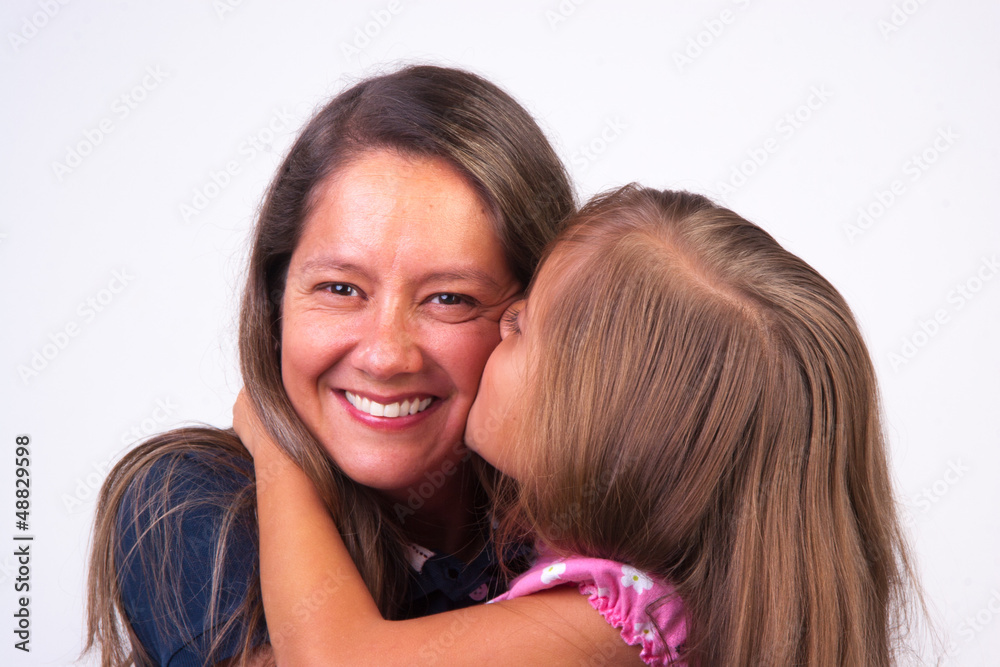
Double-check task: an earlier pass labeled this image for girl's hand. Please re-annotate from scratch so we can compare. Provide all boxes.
[233,389,278,460]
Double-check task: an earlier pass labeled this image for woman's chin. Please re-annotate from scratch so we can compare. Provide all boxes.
[332,454,467,506]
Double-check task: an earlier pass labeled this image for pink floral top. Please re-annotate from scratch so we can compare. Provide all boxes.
[490,551,686,665]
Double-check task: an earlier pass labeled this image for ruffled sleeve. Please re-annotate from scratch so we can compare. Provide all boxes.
[490,553,686,666]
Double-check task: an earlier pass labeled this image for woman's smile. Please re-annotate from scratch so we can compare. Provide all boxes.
[337,388,441,431]
[344,390,435,419]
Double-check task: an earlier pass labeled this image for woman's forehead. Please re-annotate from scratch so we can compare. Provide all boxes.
[290,151,515,285]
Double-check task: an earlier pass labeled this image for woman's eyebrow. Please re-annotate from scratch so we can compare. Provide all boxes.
[296,259,503,291]
[419,269,504,290]
[298,258,369,279]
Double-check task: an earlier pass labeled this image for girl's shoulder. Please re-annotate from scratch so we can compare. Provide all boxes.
[491,551,686,667]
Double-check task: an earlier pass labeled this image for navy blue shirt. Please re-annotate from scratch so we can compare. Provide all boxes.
[117,450,512,666]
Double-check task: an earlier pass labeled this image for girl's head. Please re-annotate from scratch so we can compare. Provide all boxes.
[469,185,914,665]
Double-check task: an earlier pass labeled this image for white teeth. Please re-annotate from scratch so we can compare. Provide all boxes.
[345,391,434,418]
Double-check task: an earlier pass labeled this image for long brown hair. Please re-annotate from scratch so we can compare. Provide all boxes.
[497,185,919,665]
[86,65,574,666]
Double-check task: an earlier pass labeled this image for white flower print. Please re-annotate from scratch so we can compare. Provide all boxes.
[540,562,567,584]
[635,623,657,642]
[620,565,654,592]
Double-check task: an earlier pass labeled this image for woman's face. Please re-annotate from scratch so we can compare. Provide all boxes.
[280,150,520,500]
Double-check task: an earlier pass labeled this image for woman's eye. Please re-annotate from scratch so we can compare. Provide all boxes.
[325,283,359,297]
[430,293,469,306]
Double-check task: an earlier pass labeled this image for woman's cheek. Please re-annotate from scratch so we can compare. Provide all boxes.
[428,320,503,394]
[281,309,356,406]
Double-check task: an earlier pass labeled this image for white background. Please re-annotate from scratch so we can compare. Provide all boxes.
[2,1,998,665]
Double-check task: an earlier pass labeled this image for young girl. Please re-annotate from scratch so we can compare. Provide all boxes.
[235,185,919,666]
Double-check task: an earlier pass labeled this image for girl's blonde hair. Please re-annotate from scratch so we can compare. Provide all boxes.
[497,185,919,666]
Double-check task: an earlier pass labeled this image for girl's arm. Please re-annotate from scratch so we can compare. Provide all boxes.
[233,392,642,666]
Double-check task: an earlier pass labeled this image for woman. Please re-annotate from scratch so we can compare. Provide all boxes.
[236,186,922,665]
[86,64,574,667]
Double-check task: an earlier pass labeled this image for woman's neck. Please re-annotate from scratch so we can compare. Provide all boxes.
[395,464,485,562]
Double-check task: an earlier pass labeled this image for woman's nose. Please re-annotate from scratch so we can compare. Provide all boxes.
[353,304,423,379]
